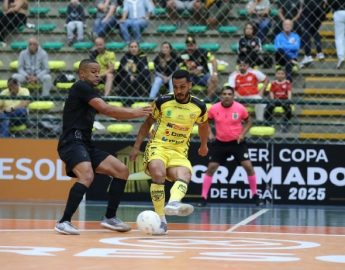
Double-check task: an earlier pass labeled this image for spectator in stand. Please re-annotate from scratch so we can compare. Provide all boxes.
[264,68,292,132]
[328,0,345,69]
[167,0,207,24]
[206,0,234,29]
[276,0,303,34]
[90,37,116,96]
[179,35,218,101]
[0,0,28,47]
[12,37,53,96]
[149,41,179,98]
[0,78,30,137]
[237,22,264,68]
[246,0,271,44]
[116,41,151,97]
[93,0,118,38]
[66,0,85,46]
[299,0,328,68]
[274,19,301,82]
[118,0,154,43]
[228,57,269,121]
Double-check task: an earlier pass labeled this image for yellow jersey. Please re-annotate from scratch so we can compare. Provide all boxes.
[0,87,30,111]
[148,94,208,154]
[95,50,116,74]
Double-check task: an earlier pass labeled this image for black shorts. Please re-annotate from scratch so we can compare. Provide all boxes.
[58,139,110,177]
[208,139,250,165]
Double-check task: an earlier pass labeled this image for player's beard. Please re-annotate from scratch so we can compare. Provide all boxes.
[175,92,190,103]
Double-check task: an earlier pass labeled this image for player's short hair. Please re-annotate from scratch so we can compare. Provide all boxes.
[172,69,191,82]
[7,77,18,85]
[275,67,286,73]
[221,84,234,93]
[237,56,250,65]
[78,59,98,71]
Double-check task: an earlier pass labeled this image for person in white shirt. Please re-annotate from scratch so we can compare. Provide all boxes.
[118,0,154,43]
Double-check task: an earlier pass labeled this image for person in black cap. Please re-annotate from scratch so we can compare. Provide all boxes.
[178,35,218,101]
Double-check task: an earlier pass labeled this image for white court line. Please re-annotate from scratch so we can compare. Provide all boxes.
[0,228,345,237]
[226,208,269,233]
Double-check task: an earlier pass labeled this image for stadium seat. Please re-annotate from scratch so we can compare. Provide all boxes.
[48,61,66,71]
[131,102,151,108]
[0,80,7,89]
[153,7,167,16]
[230,43,238,53]
[108,101,123,107]
[249,126,275,137]
[107,123,134,134]
[199,43,220,52]
[273,105,296,114]
[87,7,97,16]
[187,25,208,33]
[9,60,18,70]
[237,9,248,17]
[139,42,157,52]
[73,61,80,71]
[105,42,127,51]
[28,101,55,111]
[181,10,191,18]
[42,42,64,51]
[217,25,238,34]
[56,82,73,90]
[73,41,94,50]
[263,44,275,53]
[237,8,278,17]
[157,25,177,33]
[10,41,28,50]
[29,7,50,15]
[191,85,206,92]
[34,23,56,32]
[10,124,27,132]
[148,61,154,71]
[58,7,67,16]
[0,60,3,68]
[172,42,186,52]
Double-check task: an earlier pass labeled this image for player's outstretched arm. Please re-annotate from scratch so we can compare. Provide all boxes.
[198,121,209,157]
[89,97,152,120]
[130,116,155,161]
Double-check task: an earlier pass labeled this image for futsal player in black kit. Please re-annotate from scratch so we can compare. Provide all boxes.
[55,59,152,235]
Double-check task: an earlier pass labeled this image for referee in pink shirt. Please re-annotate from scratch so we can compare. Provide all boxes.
[199,85,264,207]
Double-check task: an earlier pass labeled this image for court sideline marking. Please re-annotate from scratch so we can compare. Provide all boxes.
[226,208,269,232]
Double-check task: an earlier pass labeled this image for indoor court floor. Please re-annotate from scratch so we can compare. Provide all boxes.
[0,201,344,270]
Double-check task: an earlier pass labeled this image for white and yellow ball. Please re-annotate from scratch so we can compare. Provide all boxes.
[136,210,161,235]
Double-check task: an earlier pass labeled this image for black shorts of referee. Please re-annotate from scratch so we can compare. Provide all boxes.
[208,139,250,165]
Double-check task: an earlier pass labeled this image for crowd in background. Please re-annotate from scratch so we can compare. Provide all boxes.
[0,0,345,137]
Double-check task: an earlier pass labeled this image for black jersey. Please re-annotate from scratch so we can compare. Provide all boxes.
[59,80,101,145]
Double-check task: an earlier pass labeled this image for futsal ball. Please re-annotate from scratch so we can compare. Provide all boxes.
[136,210,161,235]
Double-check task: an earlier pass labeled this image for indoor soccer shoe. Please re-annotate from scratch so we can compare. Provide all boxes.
[253,194,265,206]
[55,221,80,235]
[101,217,131,232]
[164,201,194,216]
[152,222,168,236]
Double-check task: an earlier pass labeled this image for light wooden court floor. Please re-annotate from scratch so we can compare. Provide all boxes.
[0,201,344,270]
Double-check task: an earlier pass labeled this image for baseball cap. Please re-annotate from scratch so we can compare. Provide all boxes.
[185,35,196,44]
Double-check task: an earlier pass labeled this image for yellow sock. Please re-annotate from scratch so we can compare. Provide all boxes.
[169,180,188,202]
[150,183,165,216]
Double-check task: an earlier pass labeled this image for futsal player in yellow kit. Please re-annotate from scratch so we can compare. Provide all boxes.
[130,70,209,235]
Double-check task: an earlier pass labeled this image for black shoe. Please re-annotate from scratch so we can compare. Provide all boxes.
[197,198,207,207]
[253,194,264,206]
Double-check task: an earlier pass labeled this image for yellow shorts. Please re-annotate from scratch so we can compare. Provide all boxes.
[143,145,192,178]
